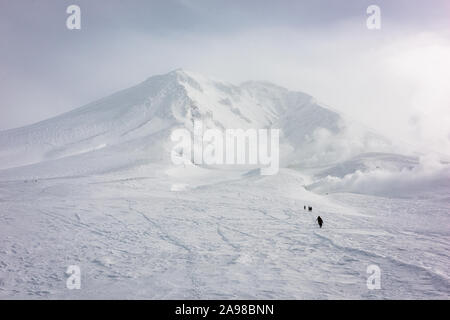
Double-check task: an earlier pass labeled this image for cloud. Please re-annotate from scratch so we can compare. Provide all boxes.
[309,154,450,198]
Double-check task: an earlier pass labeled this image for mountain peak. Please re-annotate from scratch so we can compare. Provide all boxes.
[167,68,191,77]
[153,68,198,80]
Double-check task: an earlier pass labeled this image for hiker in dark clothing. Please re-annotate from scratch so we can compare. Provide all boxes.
[317,216,323,228]
[304,205,306,210]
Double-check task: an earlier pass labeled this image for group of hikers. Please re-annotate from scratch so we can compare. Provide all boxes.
[303,205,323,228]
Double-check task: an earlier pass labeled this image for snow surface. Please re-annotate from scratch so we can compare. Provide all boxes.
[0,70,449,299]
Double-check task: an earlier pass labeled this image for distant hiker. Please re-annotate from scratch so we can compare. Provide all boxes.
[308,206,312,212]
[304,205,306,210]
[317,216,323,228]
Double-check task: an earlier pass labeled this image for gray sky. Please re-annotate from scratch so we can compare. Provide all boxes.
[1,0,449,154]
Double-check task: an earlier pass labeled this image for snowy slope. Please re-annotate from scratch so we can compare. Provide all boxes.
[0,167,449,299]
[0,70,449,299]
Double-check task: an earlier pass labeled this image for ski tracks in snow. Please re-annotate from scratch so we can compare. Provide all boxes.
[0,173,449,298]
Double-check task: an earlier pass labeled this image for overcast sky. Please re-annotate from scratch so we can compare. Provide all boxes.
[1,0,449,154]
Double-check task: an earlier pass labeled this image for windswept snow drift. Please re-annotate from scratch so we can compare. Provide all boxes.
[0,70,449,299]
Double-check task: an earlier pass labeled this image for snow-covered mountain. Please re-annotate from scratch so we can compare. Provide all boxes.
[1,70,449,299]
[1,69,447,198]
[0,69,392,177]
